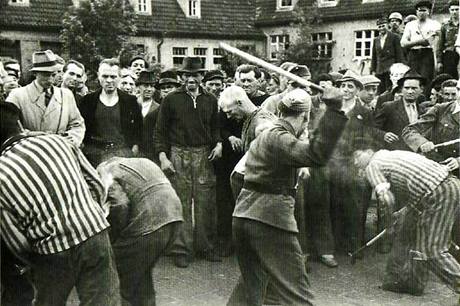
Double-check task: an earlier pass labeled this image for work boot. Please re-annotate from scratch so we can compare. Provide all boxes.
[174,255,190,268]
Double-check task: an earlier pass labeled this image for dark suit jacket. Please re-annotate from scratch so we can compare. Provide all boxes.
[374,98,421,150]
[78,89,142,147]
[403,102,459,163]
[371,32,404,75]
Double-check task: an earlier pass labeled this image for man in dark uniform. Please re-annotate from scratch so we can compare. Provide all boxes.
[227,87,347,306]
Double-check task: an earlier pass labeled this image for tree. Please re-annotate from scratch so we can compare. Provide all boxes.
[280,3,331,74]
[60,0,137,77]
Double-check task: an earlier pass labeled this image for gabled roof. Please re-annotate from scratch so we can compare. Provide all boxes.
[137,0,264,39]
[0,0,73,31]
[0,0,265,39]
[255,0,452,26]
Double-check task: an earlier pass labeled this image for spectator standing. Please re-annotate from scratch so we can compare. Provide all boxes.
[155,57,222,267]
[375,63,410,110]
[129,55,147,78]
[371,18,405,94]
[118,69,137,95]
[401,0,441,92]
[359,75,381,111]
[61,60,85,104]
[79,58,142,166]
[235,64,269,106]
[437,0,459,79]
[6,50,85,147]
[389,12,404,37]
[156,70,181,101]
[203,70,225,98]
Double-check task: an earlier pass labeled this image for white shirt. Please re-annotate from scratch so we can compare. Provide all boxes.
[453,102,460,114]
[402,19,441,49]
[404,101,418,123]
[380,33,387,49]
[141,100,153,117]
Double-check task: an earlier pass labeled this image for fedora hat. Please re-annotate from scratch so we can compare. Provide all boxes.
[203,70,225,83]
[177,57,206,74]
[397,69,426,87]
[336,70,364,90]
[156,70,181,89]
[136,70,156,85]
[30,50,60,72]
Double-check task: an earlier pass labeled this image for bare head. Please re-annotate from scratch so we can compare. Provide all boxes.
[218,85,255,121]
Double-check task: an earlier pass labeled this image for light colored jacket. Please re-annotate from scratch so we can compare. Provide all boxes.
[6,81,85,146]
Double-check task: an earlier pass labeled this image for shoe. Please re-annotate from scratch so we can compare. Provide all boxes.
[174,255,190,268]
[381,282,423,296]
[199,250,223,262]
[320,255,338,268]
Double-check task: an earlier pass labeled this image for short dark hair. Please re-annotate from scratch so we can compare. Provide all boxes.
[63,60,85,73]
[315,73,334,85]
[99,58,120,68]
[441,79,458,90]
[236,64,262,79]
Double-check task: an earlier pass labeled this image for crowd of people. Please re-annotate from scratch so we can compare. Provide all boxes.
[0,0,460,305]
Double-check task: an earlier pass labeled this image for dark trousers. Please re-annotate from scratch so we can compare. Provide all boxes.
[29,230,121,306]
[1,242,34,306]
[441,50,460,80]
[304,167,335,256]
[227,218,313,306]
[112,223,179,306]
[330,179,372,252]
[408,49,435,95]
[169,146,216,256]
[83,143,133,167]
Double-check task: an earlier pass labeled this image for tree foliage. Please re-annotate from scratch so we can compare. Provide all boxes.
[60,0,137,76]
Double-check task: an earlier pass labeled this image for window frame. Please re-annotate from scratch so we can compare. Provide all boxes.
[354,29,379,60]
[133,0,152,15]
[311,32,334,60]
[276,0,294,11]
[269,34,290,60]
[172,47,188,67]
[317,0,338,8]
[8,0,29,6]
[188,0,201,18]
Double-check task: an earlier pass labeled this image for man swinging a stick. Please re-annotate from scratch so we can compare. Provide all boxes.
[354,149,460,297]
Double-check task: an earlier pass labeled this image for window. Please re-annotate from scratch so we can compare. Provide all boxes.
[354,30,379,58]
[362,0,383,3]
[133,0,152,15]
[213,48,224,66]
[8,0,29,6]
[269,35,290,60]
[194,48,207,68]
[311,32,333,59]
[172,47,188,66]
[318,0,338,7]
[277,0,294,10]
[136,44,145,54]
[188,0,200,17]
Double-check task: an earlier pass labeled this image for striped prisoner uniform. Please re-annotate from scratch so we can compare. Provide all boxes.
[0,134,109,256]
[365,150,460,293]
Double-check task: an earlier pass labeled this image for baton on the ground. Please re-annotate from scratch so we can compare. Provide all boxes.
[433,138,460,149]
[348,229,387,265]
[219,42,324,92]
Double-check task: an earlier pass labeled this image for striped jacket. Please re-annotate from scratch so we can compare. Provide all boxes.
[365,150,449,206]
[0,134,109,255]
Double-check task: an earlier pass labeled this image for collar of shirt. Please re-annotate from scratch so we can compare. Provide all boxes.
[33,80,44,93]
[342,99,356,116]
[141,100,153,117]
[453,102,460,114]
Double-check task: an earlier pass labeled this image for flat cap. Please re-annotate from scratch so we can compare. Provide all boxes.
[360,75,381,86]
[279,88,312,113]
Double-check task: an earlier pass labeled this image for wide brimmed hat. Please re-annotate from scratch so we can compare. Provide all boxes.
[397,69,426,87]
[30,50,60,72]
[136,70,156,85]
[203,70,225,83]
[415,0,433,10]
[336,70,364,90]
[388,12,403,22]
[177,57,206,74]
[156,70,181,89]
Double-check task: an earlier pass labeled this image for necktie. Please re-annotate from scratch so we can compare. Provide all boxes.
[407,103,417,123]
[44,88,53,107]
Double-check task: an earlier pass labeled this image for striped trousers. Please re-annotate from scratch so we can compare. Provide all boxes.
[384,176,460,294]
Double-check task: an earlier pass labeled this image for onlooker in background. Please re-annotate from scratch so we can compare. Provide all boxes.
[203,70,225,98]
[235,64,269,106]
[76,72,89,97]
[155,56,222,268]
[6,50,86,147]
[97,157,183,306]
[258,67,270,93]
[118,68,137,95]
[389,12,404,37]
[436,0,459,79]
[421,78,457,112]
[359,75,381,111]
[401,0,441,93]
[371,17,405,94]
[265,73,280,96]
[137,70,160,160]
[375,70,425,151]
[1,75,19,99]
[375,63,410,110]
[52,54,65,87]
[156,70,181,101]
[129,54,147,78]
[427,73,453,104]
[61,59,85,104]
[3,58,21,81]
[79,58,142,166]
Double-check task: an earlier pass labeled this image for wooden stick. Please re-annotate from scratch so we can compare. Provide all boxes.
[219,42,324,92]
[434,138,460,148]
